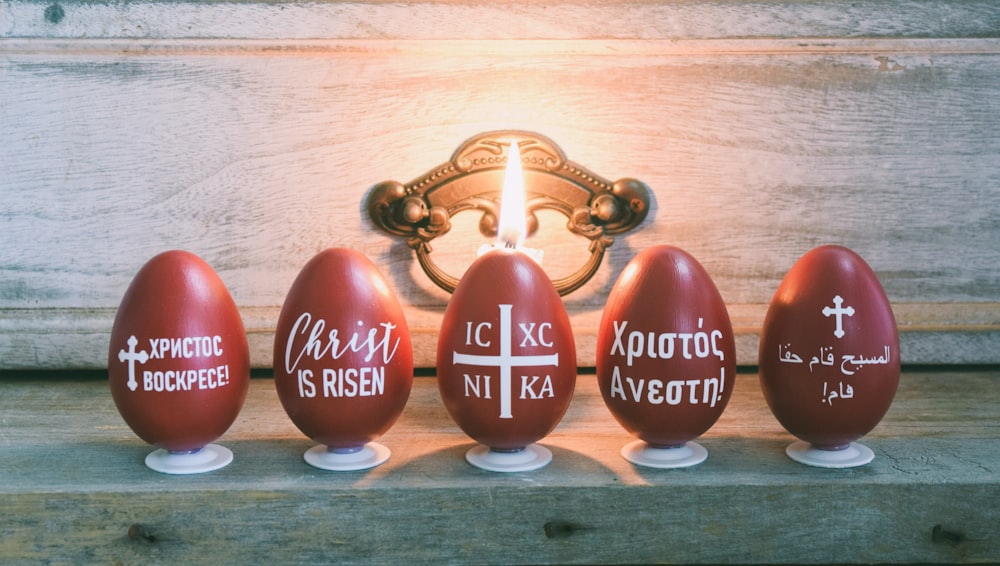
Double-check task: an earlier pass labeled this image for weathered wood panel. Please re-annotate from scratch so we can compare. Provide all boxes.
[0,370,997,564]
[2,2,999,369]
[3,0,999,40]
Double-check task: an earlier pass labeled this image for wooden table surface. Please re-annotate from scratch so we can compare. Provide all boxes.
[1,369,997,564]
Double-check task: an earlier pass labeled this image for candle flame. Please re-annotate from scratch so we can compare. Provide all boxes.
[496,141,527,248]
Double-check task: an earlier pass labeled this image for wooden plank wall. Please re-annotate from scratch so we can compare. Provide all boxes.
[2,1,998,369]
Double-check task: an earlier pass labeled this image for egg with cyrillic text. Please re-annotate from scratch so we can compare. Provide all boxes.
[759,245,900,449]
[596,245,736,447]
[273,248,413,450]
[437,249,576,450]
[108,250,250,452]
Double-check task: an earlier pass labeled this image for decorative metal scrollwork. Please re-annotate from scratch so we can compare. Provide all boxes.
[367,130,651,296]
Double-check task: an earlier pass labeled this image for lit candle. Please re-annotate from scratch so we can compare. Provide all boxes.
[436,140,575,472]
[496,140,528,247]
[476,141,543,262]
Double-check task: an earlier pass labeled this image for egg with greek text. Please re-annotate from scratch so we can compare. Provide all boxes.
[759,245,900,449]
[108,250,250,452]
[436,249,576,450]
[273,248,413,450]
[597,245,736,447]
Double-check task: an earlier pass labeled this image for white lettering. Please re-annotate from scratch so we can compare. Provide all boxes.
[610,366,626,400]
[519,375,555,399]
[320,367,386,397]
[605,365,726,408]
[141,365,231,392]
[298,369,316,398]
[464,373,493,398]
[606,319,729,365]
[145,335,225,360]
[284,313,401,374]
[466,322,492,347]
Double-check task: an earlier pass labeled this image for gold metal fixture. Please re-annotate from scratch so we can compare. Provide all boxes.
[367,130,651,296]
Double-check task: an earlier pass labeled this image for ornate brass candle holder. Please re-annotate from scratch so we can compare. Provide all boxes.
[367,131,651,296]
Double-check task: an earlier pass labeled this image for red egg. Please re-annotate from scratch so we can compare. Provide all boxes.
[108,250,250,471]
[273,248,413,469]
[596,246,735,466]
[437,249,576,468]
[759,245,899,465]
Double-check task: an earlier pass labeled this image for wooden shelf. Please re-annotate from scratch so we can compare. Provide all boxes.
[1,369,997,564]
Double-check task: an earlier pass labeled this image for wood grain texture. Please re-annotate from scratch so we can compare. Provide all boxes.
[0,369,997,564]
[3,0,999,40]
[2,2,999,369]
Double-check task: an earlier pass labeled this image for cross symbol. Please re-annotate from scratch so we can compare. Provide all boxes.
[118,335,149,391]
[821,295,855,339]
[452,304,559,419]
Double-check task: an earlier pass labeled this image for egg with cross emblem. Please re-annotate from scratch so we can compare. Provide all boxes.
[108,250,250,474]
[436,248,576,472]
[759,245,900,467]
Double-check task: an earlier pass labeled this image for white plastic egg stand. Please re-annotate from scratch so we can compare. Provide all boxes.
[621,440,708,469]
[465,444,552,473]
[304,442,391,472]
[785,440,874,468]
[144,443,233,474]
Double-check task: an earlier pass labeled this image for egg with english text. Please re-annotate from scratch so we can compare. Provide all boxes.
[436,249,576,452]
[108,250,250,458]
[759,245,899,462]
[273,248,413,458]
[597,245,735,460]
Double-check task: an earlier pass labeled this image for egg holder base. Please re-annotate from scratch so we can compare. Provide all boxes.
[144,444,234,475]
[785,440,874,468]
[304,443,391,471]
[465,444,552,472]
[621,440,708,469]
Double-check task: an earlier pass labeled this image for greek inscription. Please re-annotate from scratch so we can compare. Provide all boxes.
[608,319,726,367]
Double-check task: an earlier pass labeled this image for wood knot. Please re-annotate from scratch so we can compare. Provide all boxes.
[128,523,157,544]
[543,521,587,539]
[932,524,964,546]
[44,3,65,24]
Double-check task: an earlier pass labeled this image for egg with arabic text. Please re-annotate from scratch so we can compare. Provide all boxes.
[436,249,576,450]
[597,245,736,447]
[273,248,413,450]
[759,245,900,449]
[108,250,250,452]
